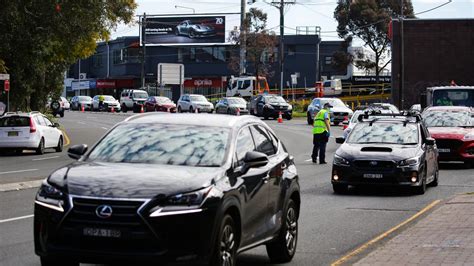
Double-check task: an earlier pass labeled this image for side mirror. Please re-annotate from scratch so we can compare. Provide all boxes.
[335,137,345,144]
[53,122,60,128]
[244,151,269,168]
[68,144,88,160]
[425,138,436,146]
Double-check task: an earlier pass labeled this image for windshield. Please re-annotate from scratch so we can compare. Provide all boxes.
[156,97,172,103]
[320,99,346,108]
[228,98,246,105]
[133,92,148,99]
[88,124,229,167]
[78,96,92,101]
[266,96,286,104]
[422,110,472,127]
[433,89,474,107]
[347,122,419,145]
[190,95,208,102]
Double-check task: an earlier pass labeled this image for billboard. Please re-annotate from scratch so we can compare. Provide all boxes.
[141,14,239,46]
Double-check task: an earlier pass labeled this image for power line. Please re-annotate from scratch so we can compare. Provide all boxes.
[414,0,452,16]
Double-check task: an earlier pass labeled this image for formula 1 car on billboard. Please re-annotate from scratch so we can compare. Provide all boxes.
[175,20,216,38]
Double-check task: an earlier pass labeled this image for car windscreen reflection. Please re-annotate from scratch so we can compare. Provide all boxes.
[87,124,229,167]
[422,111,471,127]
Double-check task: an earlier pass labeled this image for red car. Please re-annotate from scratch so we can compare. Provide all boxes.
[145,96,177,113]
[422,106,474,167]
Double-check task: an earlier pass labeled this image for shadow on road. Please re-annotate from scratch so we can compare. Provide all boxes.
[439,162,470,170]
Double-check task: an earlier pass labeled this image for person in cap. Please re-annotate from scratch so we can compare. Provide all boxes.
[311,102,332,164]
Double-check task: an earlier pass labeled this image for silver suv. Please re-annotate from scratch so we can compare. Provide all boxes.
[177,94,214,113]
[120,89,148,113]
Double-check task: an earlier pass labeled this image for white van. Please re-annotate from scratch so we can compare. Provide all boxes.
[120,89,149,113]
[322,79,342,96]
[225,76,269,98]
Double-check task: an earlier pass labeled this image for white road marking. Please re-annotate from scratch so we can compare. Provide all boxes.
[32,156,59,161]
[304,159,314,162]
[77,121,86,125]
[101,127,109,130]
[0,169,38,175]
[0,214,34,224]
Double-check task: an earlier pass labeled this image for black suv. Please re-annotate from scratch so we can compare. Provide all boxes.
[332,111,439,195]
[250,95,293,120]
[34,113,300,266]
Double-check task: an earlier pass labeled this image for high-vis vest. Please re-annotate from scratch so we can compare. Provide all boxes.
[313,109,329,134]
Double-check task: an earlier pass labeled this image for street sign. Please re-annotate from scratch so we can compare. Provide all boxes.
[4,80,10,92]
[0,74,10,80]
[157,63,184,85]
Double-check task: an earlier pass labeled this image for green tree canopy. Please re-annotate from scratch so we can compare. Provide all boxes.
[0,0,137,110]
[334,0,415,80]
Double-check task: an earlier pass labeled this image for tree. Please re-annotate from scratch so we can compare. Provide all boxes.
[0,0,137,110]
[334,0,415,81]
[228,8,277,84]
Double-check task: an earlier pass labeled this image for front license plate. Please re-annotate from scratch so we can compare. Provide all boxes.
[83,227,121,238]
[8,131,18,137]
[363,173,383,179]
[438,148,450,153]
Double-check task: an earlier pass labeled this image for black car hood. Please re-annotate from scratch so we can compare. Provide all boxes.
[60,162,224,199]
[337,143,421,161]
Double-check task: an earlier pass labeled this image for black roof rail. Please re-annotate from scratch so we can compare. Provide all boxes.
[358,110,422,123]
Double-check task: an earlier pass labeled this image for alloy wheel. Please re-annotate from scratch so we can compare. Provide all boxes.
[220,223,235,266]
[285,206,297,254]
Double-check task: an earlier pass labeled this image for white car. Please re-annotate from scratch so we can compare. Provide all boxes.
[0,112,64,154]
[177,94,214,113]
[307,98,353,125]
[60,97,70,110]
[120,89,148,113]
[92,95,121,112]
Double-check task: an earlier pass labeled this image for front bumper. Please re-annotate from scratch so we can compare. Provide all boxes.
[436,139,474,162]
[34,196,218,264]
[331,164,423,187]
[266,108,292,117]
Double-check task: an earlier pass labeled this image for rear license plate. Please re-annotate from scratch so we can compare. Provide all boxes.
[8,131,19,137]
[363,173,383,179]
[83,227,121,238]
[438,148,450,153]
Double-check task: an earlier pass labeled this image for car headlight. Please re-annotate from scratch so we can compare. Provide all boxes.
[287,105,293,110]
[334,154,350,166]
[35,182,65,212]
[149,186,222,217]
[399,157,420,166]
[463,132,474,140]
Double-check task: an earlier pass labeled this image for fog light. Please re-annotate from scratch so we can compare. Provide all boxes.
[411,172,418,183]
[333,175,339,181]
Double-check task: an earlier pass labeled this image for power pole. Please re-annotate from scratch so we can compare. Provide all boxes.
[271,0,294,96]
[399,1,404,109]
[141,13,147,90]
[240,0,247,75]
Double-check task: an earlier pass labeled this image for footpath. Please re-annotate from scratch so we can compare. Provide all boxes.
[354,194,474,265]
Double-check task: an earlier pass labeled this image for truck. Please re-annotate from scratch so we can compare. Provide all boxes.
[225,76,270,98]
[421,86,474,109]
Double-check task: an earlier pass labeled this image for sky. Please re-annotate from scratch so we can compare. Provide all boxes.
[111,0,474,42]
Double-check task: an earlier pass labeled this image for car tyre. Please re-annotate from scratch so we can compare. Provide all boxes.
[286,114,293,120]
[189,106,194,113]
[430,165,439,187]
[36,138,45,155]
[189,30,196,39]
[464,161,473,169]
[414,168,427,195]
[178,106,182,113]
[333,184,348,194]
[55,137,63,153]
[266,199,298,263]
[60,111,64,118]
[40,256,79,266]
[121,104,128,113]
[211,214,237,266]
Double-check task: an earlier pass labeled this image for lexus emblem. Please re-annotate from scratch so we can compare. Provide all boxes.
[369,161,378,166]
[95,205,113,219]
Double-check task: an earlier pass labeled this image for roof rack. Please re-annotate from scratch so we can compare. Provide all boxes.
[358,109,422,123]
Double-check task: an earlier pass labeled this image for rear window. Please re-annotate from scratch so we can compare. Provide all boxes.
[0,116,30,127]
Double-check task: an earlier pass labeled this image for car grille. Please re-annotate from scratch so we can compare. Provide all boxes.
[273,105,288,110]
[333,112,349,116]
[435,139,463,152]
[58,197,159,252]
[354,160,396,172]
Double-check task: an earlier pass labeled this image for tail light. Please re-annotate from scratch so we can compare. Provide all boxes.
[30,117,37,133]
